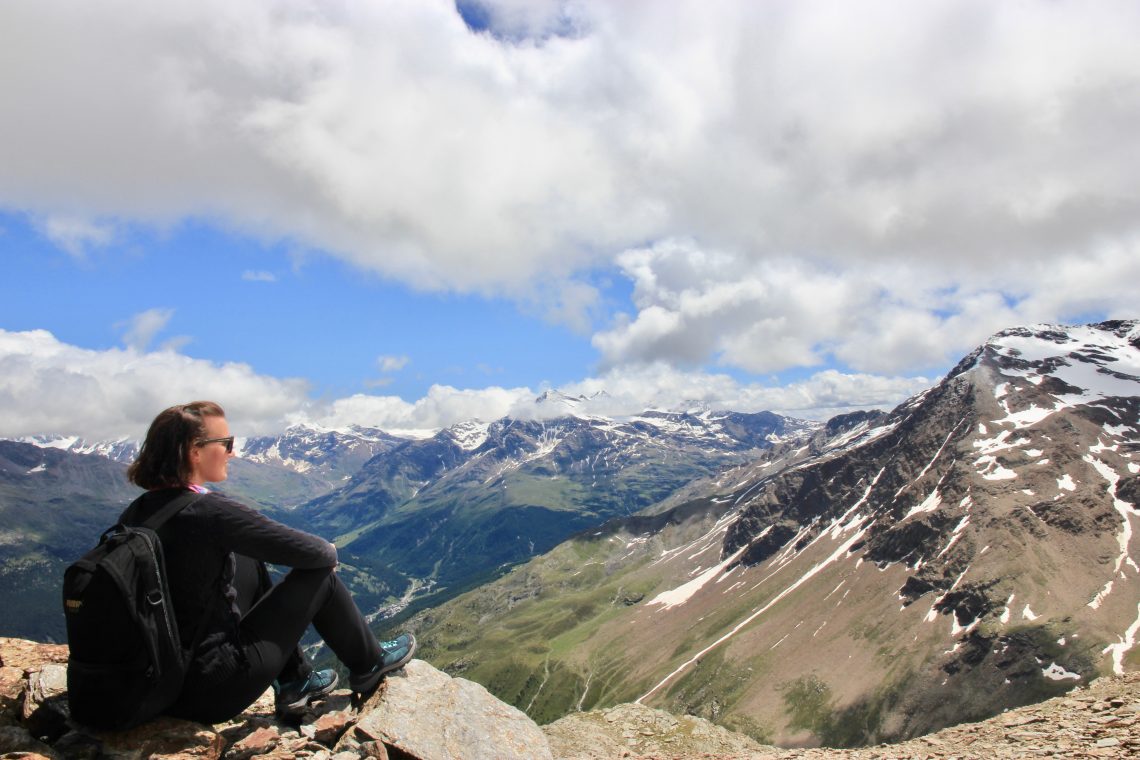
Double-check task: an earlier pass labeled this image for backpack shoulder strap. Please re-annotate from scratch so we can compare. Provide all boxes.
[134,491,206,531]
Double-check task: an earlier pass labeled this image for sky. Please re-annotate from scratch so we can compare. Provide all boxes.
[1,0,1138,440]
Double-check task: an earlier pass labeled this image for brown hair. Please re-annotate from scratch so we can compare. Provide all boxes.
[127,401,226,490]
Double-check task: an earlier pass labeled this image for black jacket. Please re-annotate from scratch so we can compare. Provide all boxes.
[120,488,336,685]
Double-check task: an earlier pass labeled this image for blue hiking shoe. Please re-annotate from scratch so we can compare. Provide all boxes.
[275,668,339,715]
[349,633,416,694]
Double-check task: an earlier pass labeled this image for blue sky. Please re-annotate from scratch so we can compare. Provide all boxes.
[1,0,1138,440]
[0,212,601,401]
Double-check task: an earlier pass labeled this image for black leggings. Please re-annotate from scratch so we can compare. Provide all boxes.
[172,558,381,723]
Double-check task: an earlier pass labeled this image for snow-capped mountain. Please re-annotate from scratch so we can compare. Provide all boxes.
[299,408,815,619]
[9,424,411,510]
[409,321,1140,746]
[15,435,139,463]
[240,424,406,484]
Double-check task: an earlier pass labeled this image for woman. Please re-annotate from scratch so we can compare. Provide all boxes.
[122,401,414,723]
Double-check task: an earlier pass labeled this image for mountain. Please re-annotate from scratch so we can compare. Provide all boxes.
[0,424,403,641]
[239,424,407,500]
[13,424,406,510]
[0,405,808,643]
[299,409,812,621]
[0,441,138,642]
[407,320,1140,747]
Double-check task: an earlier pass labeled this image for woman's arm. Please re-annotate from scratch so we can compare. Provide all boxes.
[204,493,338,569]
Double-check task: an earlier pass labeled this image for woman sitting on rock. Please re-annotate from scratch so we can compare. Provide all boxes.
[122,400,414,723]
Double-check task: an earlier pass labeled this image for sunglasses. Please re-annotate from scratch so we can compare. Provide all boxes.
[196,436,235,453]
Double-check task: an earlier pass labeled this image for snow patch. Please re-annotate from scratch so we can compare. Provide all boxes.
[1103,602,1140,675]
[450,421,492,450]
[997,403,1059,429]
[1089,582,1113,610]
[647,544,749,610]
[1057,474,1076,491]
[904,489,942,521]
[1042,663,1081,681]
[1023,605,1039,621]
[1000,594,1015,624]
[1085,455,1139,577]
[27,464,47,474]
[975,455,1017,480]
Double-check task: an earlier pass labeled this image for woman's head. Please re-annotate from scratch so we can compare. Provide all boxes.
[127,401,232,489]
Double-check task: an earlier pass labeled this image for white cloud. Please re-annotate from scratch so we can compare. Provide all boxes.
[2,1,1136,308]
[242,270,277,282]
[117,308,176,352]
[549,364,931,421]
[36,214,115,257]
[300,363,930,434]
[0,329,934,441]
[592,236,1140,376]
[1,0,1137,378]
[0,328,310,440]
[302,384,534,434]
[376,354,410,373]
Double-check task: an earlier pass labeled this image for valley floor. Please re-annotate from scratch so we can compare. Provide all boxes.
[550,671,1139,759]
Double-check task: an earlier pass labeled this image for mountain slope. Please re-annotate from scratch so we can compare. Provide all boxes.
[408,321,1140,746]
[0,441,137,641]
[301,410,811,620]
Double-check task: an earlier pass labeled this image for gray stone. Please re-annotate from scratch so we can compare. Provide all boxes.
[354,660,552,760]
[21,665,70,743]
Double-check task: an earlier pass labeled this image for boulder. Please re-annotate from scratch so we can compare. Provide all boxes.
[21,665,69,743]
[350,659,553,760]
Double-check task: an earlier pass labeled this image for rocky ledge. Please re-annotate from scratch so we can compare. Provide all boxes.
[2,638,1137,759]
[0,637,550,760]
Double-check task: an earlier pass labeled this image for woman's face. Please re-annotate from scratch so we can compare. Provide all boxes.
[188,415,233,485]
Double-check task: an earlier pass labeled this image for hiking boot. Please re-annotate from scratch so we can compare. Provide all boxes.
[349,633,416,694]
[275,668,338,715]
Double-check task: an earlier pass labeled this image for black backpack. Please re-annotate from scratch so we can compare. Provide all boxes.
[63,491,207,729]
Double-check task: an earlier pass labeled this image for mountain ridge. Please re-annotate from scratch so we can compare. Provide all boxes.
[407,320,1139,746]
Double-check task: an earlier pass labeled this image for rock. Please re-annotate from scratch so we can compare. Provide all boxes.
[0,667,25,726]
[20,666,69,743]
[95,717,224,760]
[544,702,767,760]
[310,711,354,746]
[223,725,279,760]
[356,741,388,759]
[0,640,68,672]
[354,659,552,760]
